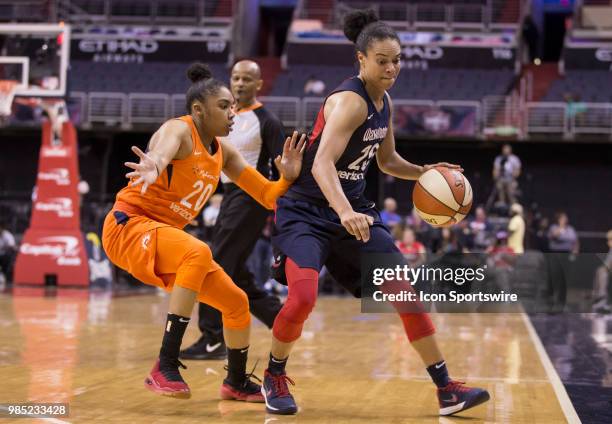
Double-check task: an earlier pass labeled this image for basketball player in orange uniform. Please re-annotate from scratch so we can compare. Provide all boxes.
[102,63,306,401]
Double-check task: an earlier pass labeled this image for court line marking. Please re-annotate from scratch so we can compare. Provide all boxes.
[372,374,552,384]
[521,313,582,424]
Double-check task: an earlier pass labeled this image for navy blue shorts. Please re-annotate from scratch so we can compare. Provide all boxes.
[271,196,400,297]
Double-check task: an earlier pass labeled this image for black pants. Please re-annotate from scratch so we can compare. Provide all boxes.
[546,253,571,308]
[199,185,282,342]
[0,251,14,282]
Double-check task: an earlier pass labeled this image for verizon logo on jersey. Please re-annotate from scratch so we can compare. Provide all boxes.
[363,127,388,142]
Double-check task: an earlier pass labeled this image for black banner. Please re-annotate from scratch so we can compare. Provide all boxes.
[70,38,229,63]
[361,253,612,314]
[287,42,515,69]
[564,46,612,71]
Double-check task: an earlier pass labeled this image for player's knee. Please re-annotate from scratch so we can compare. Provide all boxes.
[184,241,213,271]
[285,288,318,323]
[222,289,250,329]
[400,312,436,342]
[284,258,319,322]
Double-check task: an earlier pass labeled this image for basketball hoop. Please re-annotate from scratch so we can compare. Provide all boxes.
[0,79,18,118]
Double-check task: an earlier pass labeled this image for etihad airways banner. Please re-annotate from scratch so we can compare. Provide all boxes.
[287,42,516,69]
[70,38,230,63]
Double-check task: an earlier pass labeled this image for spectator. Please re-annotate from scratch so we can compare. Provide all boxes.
[406,207,439,252]
[546,211,579,312]
[380,197,402,229]
[521,15,540,63]
[564,92,587,124]
[508,203,525,254]
[486,231,516,294]
[535,216,550,252]
[438,227,465,254]
[487,231,516,269]
[0,221,17,284]
[469,206,492,252]
[396,227,426,268]
[493,144,521,208]
[592,230,612,314]
[303,75,326,96]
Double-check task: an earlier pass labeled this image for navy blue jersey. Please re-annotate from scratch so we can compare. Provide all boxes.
[288,76,390,202]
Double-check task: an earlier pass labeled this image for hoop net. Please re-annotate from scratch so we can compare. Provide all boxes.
[0,80,18,117]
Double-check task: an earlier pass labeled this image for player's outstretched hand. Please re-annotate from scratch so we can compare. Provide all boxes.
[339,210,374,243]
[274,131,307,182]
[125,146,159,194]
[423,162,464,173]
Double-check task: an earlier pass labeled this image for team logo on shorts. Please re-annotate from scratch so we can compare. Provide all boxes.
[141,233,151,250]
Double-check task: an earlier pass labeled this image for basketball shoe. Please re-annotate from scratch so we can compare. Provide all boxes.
[261,369,297,415]
[179,336,227,360]
[220,377,265,402]
[144,358,191,399]
[437,380,490,416]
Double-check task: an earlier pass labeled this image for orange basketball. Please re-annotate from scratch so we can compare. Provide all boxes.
[412,167,473,227]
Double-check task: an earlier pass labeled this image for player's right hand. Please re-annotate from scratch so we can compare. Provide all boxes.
[125,146,159,194]
[339,210,374,243]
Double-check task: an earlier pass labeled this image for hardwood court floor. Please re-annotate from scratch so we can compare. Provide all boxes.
[0,289,572,423]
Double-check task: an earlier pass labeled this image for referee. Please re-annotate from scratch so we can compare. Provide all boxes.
[180,60,284,360]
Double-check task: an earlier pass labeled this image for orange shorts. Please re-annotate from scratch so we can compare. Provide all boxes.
[102,209,249,329]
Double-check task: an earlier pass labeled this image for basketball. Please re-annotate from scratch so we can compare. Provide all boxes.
[412,167,473,227]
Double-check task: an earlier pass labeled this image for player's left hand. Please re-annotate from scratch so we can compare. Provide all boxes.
[422,162,464,173]
[125,146,159,194]
[275,131,307,182]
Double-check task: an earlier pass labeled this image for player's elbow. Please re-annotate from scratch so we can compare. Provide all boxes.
[376,155,393,175]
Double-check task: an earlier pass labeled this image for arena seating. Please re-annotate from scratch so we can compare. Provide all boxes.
[69,61,228,94]
[69,0,232,19]
[300,0,521,28]
[543,71,612,103]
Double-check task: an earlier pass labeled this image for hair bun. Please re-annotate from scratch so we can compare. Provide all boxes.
[187,62,213,83]
[343,9,379,43]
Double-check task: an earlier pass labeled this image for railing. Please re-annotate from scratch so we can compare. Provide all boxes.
[302,97,325,128]
[67,91,612,140]
[325,1,519,31]
[572,103,612,135]
[484,95,511,134]
[128,93,169,126]
[55,0,234,25]
[0,0,51,22]
[87,92,127,127]
[259,96,301,128]
[524,102,612,137]
[524,102,567,135]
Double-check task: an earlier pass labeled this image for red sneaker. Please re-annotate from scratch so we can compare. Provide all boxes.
[220,377,264,402]
[144,358,191,399]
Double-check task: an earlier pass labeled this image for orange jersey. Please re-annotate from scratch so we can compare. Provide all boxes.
[115,115,223,229]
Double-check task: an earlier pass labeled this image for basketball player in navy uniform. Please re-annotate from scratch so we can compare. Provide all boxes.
[261,10,490,416]
[180,60,284,360]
